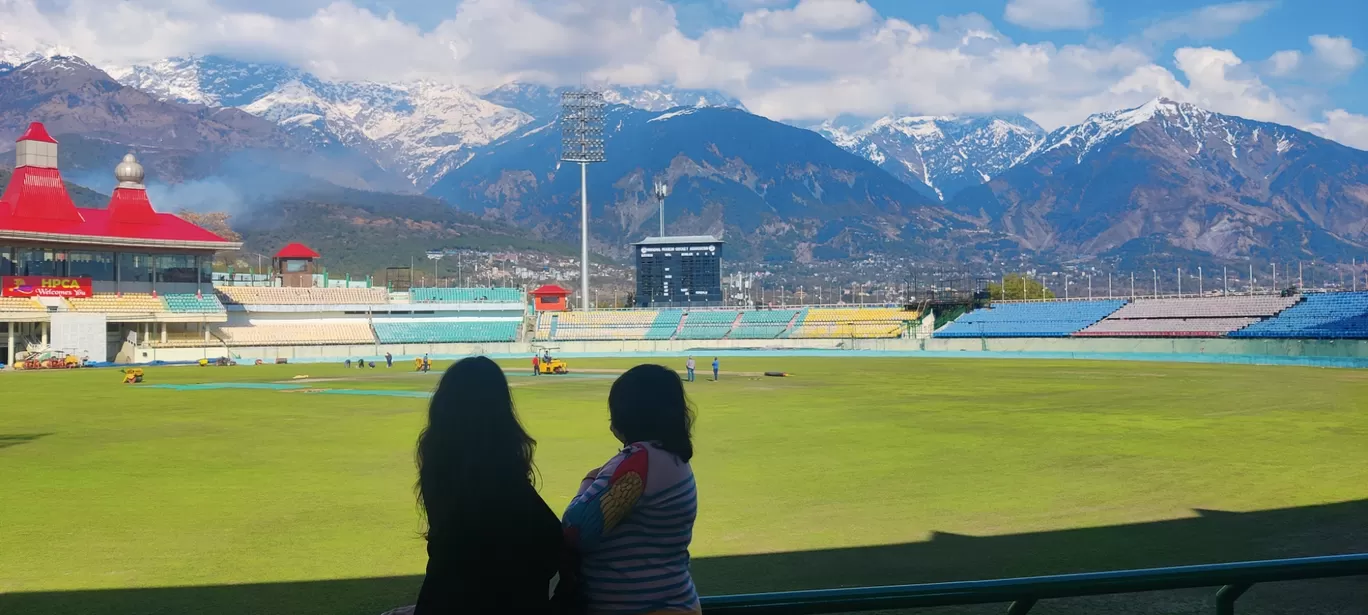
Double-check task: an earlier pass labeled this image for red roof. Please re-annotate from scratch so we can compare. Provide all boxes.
[18,122,57,144]
[275,242,321,259]
[0,167,83,222]
[531,284,572,296]
[106,187,159,225]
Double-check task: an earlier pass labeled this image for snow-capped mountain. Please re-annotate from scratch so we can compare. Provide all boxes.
[482,82,746,122]
[108,55,531,189]
[818,114,1044,201]
[427,105,957,261]
[948,97,1368,261]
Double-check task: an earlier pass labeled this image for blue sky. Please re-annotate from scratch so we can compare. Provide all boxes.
[667,0,1367,120]
[4,0,1365,147]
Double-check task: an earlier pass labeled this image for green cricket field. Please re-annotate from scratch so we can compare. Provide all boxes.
[2,356,1366,615]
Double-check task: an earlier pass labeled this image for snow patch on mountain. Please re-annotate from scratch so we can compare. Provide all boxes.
[108,55,532,188]
[819,114,1044,200]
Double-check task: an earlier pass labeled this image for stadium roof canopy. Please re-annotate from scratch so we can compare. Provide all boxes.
[531,284,571,296]
[275,242,321,259]
[0,122,241,252]
[631,235,723,246]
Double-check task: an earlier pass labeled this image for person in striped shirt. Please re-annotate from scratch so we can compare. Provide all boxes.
[563,364,700,615]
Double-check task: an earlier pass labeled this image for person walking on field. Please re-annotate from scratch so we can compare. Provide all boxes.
[532,353,540,376]
[385,352,393,368]
[685,356,696,382]
[712,357,719,381]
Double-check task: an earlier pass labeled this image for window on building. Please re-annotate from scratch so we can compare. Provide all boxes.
[198,256,212,284]
[157,254,198,283]
[0,246,13,275]
[284,259,308,273]
[68,251,115,280]
[16,248,66,276]
[119,253,153,282]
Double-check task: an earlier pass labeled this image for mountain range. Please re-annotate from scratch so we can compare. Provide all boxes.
[1,48,1365,271]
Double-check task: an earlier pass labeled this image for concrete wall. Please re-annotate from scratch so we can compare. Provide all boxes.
[922,336,1368,358]
[132,334,1368,365]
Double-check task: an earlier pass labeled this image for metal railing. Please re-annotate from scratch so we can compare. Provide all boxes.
[699,553,1368,615]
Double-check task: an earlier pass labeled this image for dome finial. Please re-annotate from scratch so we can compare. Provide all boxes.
[115,152,145,188]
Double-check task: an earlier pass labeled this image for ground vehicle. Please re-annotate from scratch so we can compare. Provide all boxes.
[122,368,144,384]
[539,358,568,374]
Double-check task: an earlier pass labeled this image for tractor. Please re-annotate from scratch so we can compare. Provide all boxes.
[538,358,569,375]
[122,368,145,384]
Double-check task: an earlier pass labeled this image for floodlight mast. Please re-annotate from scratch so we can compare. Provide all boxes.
[560,90,606,311]
[654,181,669,237]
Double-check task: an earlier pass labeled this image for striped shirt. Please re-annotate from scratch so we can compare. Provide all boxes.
[563,441,699,615]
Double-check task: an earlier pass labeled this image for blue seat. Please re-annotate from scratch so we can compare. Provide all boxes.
[934,300,1127,338]
[1230,293,1368,339]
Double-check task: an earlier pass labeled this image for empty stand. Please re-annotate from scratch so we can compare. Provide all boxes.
[544,311,658,341]
[1231,292,1368,339]
[411,288,523,303]
[1076,295,1298,337]
[0,297,44,311]
[935,300,1125,338]
[730,309,799,339]
[374,321,519,344]
[67,293,166,313]
[214,322,375,346]
[1076,318,1260,337]
[676,310,738,340]
[788,306,914,339]
[162,293,226,313]
[646,310,683,340]
[216,287,389,306]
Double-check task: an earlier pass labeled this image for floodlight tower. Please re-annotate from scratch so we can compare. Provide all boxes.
[653,180,669,237]
[560,89,606,311]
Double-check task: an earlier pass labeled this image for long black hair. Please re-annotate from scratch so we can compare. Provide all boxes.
[608,364,695,462]
[416,356,536,537]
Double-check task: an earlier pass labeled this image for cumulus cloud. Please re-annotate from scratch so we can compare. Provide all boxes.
[1309,34,1364,73]
[1264,49,1301,76]
[0,0,1364,149]
[1140,1,1274,43]
[1003,0,1101,30]
[1308,109,1368,150]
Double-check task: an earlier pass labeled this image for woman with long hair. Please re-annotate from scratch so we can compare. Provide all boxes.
[414,356,562,614]
[562,364,700,615]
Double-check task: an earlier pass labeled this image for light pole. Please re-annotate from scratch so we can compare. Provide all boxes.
[1152,269,1158,297]
[426,250,443,288]
[1198,266,1203,295]
[654,181,669,238]
[560,89,606,311]
[1177,267,1182,297]
[1065,275,1070,299]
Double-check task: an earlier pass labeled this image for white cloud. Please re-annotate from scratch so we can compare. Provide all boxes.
[0,0,1363,150]
[1264,49,1301,76]
[1308,109,1368,150]
[1140,1,1274,43]
[739,0,877,33]
[1309,34,1364,73]
[1003,0,1100,30]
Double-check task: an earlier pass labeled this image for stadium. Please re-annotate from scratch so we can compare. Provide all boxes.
[2,120,1366,615]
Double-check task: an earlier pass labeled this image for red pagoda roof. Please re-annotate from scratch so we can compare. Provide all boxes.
[18,122,57,144]
[275,242,321,259]
[531,284,571,296]
[0,122,239,250]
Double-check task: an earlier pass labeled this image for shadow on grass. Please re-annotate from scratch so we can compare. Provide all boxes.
[0,433,52,450]
[3,499,1365,615]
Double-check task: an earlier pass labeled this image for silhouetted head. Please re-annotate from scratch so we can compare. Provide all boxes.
[609,364,695,462]
[416,356,535,537]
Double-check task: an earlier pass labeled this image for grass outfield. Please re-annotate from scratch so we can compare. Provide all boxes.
[2,357,1367,615]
